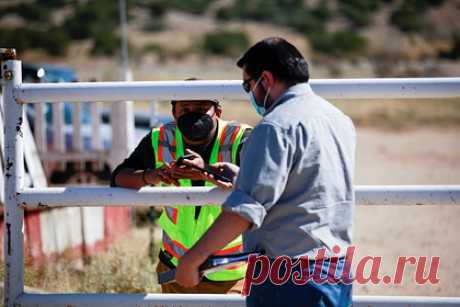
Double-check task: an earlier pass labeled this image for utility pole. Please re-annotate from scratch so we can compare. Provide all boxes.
[110,0,135,168]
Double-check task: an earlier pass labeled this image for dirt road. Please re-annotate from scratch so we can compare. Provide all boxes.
[353,127,460,296]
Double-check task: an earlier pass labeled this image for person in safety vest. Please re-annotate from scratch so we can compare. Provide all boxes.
[111,90,252,294]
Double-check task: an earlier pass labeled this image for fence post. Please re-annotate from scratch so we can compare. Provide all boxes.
[34,103,47,154]
[1,50,25,307]
[109,101,134,169]
[0,83,5,203]
[90,101,103,171]
[52,102,65,171]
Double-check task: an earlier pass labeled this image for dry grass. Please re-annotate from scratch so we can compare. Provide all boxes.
[0,227,160,299]
[139,98,460,129]
[333,98,460,129]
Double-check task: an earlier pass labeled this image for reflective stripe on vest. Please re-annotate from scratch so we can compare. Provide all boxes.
[162,231,243,259]
[218,124,240,162]
[165,207,178,224]
[152,119,250,281]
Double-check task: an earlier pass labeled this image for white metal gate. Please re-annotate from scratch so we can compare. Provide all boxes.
[2,53,460,306]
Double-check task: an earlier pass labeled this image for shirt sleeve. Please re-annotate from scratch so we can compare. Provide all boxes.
[110,131,156,187]
[223,122,294,228]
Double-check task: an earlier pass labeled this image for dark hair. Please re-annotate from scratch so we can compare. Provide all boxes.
[237,37,309,85]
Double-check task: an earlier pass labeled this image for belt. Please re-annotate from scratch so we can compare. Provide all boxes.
[158,249,176,270]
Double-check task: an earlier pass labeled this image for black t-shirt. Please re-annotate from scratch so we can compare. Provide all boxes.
[110,123,252,187]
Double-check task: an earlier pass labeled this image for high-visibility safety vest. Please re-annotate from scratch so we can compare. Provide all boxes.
[151,119,251,281]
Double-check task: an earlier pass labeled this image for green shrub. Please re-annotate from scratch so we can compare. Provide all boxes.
[390,1,423,32]
[0,28,30,52]
[308,32,335,54]
[2,3,51,23]
[144,43,168,59]
[389,0,443,33]
[439,35,460,60]
[216,0,264,21]
[134,0,213,15]
[144,18,165,32]
[310,2,332,24]
[37,27,71,56]
[59,0,121,56]
[308,31,367,56]
[146,1,168,17]
[202,30,250,57]
[40,0,74,9]
[0,27,70,56]
[63,0,119,40]
[409,0,445,11]
[426,0,445,6]
[91,33,120,56]
[287,8,329,34]
[142,2,167,32]
[165,0,214,15]
[339,0,380,27]
[216,1,329,35]
[62,10,97,40]
[216,0,304,23]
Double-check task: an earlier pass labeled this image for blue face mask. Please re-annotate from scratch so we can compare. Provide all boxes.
[249,76,270,116]
[250,91,266,116]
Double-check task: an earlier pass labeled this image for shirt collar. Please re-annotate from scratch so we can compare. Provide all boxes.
[264,82,314,115]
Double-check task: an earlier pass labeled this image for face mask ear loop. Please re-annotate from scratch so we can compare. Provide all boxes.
[262,86,271,110]
[251,76,262,94]
[251,76,267,107]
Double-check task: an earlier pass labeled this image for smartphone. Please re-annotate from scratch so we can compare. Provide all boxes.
[175,154,196,166]
[175,154,233,183]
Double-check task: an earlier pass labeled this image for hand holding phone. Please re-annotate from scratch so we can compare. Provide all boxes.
[175,154,233,183]
[175,154,197,166]
[203,163,236,185]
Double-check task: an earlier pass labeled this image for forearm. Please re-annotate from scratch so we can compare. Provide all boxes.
[182,210,251,266]
[114,168,148,189]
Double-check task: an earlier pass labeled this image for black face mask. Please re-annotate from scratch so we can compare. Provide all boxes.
[177,112,215,142]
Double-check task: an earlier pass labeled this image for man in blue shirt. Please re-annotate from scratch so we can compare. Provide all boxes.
[175,37,356,307]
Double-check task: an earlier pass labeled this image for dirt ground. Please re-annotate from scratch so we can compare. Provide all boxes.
[352,127,460,296]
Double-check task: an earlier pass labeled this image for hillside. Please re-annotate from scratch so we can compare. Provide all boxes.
[1,0,460,81]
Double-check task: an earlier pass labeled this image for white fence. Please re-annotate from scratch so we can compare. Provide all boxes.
[2,58,460,307]
[31,96,108,177]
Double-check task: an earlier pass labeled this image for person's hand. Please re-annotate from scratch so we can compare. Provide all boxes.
[205,162,239,190]
[170,149,207,181]
[144,163,179,186]
[175,253,201,288]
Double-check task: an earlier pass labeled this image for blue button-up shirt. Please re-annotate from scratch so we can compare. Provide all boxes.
[223,83,356,258]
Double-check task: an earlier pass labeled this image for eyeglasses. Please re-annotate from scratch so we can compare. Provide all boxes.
[242,78,253,93]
